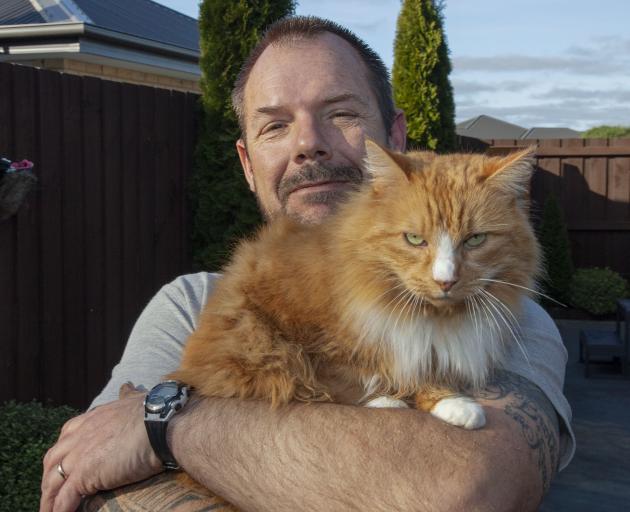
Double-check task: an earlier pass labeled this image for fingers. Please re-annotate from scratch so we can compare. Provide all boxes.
[40,414,86,512]
[50,475,84,512]
[39,456,70,512]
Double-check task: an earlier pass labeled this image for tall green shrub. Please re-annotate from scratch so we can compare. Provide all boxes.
[392,0,456,153]
[192,0,295,270]
[538,193,574,304]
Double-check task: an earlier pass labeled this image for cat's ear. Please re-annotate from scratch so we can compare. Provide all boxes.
[482,147,536,197]
[363,139,410,192]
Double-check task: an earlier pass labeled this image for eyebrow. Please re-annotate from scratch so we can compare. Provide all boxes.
[252,92,369,120]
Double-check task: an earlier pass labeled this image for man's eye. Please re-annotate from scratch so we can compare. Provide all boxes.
[263,123,286,134]
[333,112,355,118]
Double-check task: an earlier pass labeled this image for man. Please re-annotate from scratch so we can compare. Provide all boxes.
[40,16,575,512]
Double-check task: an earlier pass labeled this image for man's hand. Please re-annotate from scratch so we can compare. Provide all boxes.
[40,385,162,512]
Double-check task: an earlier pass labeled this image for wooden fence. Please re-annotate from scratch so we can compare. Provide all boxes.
[485,138,630,278]
[0,62,199,409]
[2,60,628,409]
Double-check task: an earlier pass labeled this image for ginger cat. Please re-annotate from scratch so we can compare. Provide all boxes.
[170,140,541,432]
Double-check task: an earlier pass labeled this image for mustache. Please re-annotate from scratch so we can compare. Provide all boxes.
[277,163,363,204]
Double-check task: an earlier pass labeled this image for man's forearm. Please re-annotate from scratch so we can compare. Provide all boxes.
[169,371,554,512]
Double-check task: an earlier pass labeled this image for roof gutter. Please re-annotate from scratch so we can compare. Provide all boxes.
[0,21,199,61]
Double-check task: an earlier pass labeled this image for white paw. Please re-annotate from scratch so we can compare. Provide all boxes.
[364,396,410,408]
[431,396,486,429]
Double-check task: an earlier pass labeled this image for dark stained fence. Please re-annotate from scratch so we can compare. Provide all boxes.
[0,62,199,409]
[484,138,630,278]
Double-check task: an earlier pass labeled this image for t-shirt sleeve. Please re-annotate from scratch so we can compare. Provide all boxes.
[89,272,219,409]
[502,297,576,471]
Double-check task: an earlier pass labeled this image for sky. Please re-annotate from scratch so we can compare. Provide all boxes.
[154,0,630,131]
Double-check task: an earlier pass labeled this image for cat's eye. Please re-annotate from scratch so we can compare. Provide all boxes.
[464,233,487,248]
[404,233,427,247]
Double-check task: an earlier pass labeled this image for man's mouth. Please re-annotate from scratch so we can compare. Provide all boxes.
[290,180,352,195]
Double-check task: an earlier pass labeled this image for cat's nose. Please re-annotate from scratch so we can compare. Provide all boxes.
[435,280,457,292]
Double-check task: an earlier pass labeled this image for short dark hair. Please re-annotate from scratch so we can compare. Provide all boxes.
[231,15,396,138]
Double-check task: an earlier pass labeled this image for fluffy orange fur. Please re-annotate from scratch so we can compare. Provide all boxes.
[170,141,541,414]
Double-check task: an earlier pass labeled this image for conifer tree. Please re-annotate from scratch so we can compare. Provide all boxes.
[539,193,574,304]
[192,0,295,269]
[392,0,456,152]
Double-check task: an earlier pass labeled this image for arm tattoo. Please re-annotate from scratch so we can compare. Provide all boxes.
[476,369,560,493]
[80,472,233,512]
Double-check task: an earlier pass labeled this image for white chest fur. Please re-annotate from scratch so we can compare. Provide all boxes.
[351,302,509,390]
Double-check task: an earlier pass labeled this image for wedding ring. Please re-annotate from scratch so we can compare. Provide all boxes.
[56,462,68,480]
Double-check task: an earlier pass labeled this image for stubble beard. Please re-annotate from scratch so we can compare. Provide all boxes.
[261,162,363,224]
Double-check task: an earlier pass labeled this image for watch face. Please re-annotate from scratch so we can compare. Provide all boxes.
[145,381,179,414]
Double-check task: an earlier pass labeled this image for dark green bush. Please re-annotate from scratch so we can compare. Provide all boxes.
[0,401,78,511]
[538,193,574,304]
[569,267,628,315]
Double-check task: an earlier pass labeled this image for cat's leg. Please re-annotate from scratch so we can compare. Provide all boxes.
[415,386,485,430]
[168,310,331,408]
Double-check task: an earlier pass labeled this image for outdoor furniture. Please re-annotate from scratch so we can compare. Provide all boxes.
[579,299,630,378]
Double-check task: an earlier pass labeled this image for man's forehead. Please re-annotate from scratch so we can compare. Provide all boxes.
[243,33,374,116]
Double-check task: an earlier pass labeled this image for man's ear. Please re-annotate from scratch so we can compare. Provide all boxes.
[236,139,256,193]
[388,109,407,152]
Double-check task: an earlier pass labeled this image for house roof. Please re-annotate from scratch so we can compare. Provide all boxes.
[0,0,45,25]
[0,0,199,52]
[521,127,582,139]
[0,0,200,83]
[457,114,582,140]
[456,115,527,140]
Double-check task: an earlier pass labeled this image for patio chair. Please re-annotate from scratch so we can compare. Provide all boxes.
[579,299,630,378]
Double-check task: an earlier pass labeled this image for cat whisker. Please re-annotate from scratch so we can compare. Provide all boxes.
[465,296,481,347]
[473,291,501,361]
[477,278,566,307]
[478,289,531,367]
[378,288,414,347]
[392,289,416,336]
[480,288,523,338]
[371,281,406,304]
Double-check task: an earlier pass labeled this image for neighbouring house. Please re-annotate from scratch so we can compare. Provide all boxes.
[0,0,200,93]
[457,114,582,141]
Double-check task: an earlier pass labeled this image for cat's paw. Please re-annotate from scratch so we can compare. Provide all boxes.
[364,396,410,408]
[430,396,485,429]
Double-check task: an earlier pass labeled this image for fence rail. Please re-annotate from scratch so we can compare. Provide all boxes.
[0,62,198,409]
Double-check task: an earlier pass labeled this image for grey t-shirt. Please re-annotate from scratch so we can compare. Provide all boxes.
[91,272,576,470]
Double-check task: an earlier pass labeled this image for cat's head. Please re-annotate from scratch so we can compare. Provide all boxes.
[335,140,541,317]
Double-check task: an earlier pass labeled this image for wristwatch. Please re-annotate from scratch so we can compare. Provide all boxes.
[144,380,189,470]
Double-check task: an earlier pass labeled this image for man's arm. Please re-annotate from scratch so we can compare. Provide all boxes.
[84,369,559,512]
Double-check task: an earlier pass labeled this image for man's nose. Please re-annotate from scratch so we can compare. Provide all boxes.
[293,117,332,163]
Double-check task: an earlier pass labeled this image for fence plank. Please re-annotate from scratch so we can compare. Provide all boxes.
[13,65,40,403]
[61,73,87,408]
[120,83,142,344]
[138,86,157,300]
[82,76,107,401]
[38,68,65,404]
[0,63,16,404]
[102,80,125,382]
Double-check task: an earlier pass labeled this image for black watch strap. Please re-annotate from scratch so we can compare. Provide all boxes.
[145,420,179,470]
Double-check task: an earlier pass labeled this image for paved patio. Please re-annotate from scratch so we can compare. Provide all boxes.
[539,320,630,511]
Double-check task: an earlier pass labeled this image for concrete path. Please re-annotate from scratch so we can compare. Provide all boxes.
[540,320,630,512]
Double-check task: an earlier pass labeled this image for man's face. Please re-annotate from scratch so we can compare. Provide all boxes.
[236,33,405,224]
